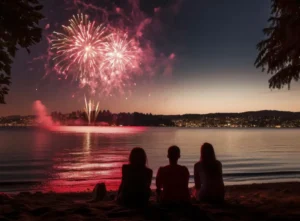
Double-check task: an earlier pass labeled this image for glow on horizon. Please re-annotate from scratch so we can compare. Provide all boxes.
[1,72,300,116]
[49,126,147,134]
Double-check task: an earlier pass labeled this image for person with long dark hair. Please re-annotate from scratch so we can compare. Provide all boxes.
[194,143,224,203]
[117,147,153,207]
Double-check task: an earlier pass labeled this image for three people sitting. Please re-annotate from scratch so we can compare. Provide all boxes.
[117,143,224,207]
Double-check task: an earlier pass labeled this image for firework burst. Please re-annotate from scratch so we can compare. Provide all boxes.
[97,32,142,94]
[51,13,109,81]
[49,12,162,96]
[84,96,100,125]
[101,33,141,74]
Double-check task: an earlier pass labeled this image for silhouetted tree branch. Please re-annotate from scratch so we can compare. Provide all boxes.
[0,0,44,103]
[255,0,300,89]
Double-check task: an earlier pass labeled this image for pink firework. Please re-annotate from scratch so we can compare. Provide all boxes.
[51,13,109,81]
[96,33,142,94]
[101,33,141,75]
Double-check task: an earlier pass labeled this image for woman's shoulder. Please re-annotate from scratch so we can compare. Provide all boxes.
[194,161,203,168]
[122,164,130,172]
[216,160,222,166]
[123,164,152,173]
[145,167,153,175]
[122,164,130,169]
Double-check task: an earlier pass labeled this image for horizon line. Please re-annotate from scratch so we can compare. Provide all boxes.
[1,109,300,118]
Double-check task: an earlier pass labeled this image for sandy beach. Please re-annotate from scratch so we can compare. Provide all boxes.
[0,182,299,221]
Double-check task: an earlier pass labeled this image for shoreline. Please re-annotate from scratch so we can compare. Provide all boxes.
[1,182,300,220]
[2,126,300,129]
[1,178,300,194]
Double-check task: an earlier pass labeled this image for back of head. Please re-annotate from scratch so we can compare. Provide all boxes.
[201,143,216,163]
[168,145,180,163]
[129,147,147,168]
[200,143,219,173]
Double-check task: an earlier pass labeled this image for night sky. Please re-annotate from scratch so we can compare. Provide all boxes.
[1,0,300,116]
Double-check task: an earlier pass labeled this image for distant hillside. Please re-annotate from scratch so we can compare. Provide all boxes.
[165,110,300,120]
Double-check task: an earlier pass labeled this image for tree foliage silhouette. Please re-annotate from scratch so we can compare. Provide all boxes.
[0,0,44,104]
[255,0,300,89]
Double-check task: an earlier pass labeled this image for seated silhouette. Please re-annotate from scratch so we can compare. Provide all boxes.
[156,145,190,204]
[117,147,153,207]
[194,143,224,203]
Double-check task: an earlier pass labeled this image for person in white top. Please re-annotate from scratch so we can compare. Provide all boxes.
[194,143,224,203]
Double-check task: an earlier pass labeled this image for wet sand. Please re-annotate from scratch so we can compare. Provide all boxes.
[1,182,299,221]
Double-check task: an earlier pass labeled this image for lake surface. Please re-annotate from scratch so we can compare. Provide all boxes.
[0,127,299,193]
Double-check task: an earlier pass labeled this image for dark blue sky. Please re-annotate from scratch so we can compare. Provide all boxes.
[1,0,299,116]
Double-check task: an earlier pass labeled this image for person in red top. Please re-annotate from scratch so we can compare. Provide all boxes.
[156,145,190,204]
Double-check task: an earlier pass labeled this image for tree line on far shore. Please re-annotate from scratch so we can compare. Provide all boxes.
[51,110,175,126]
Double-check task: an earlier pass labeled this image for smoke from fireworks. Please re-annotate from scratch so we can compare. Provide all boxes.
[33,100,56,129]
[51,14,109,82]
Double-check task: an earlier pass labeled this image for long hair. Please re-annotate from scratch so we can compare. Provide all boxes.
[200,143,219,174]
[129,147,147,167]
[200,143,217,163]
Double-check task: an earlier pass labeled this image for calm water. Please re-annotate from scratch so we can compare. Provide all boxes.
[0,127,299,193]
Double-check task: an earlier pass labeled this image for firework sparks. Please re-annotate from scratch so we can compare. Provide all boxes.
[51,14,142,94]
[101,33,141,74]
[47,11,167,96]
[84,96,100,124]
[51,13,109,81]
[96,32,142,94]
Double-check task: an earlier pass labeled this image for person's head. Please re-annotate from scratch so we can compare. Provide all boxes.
[168,145,180,164]
[129,147,147,167]
[200,142,216,164]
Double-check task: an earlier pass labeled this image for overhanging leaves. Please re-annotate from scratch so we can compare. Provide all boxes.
[255,0,300,89]
[0,0,44,103]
